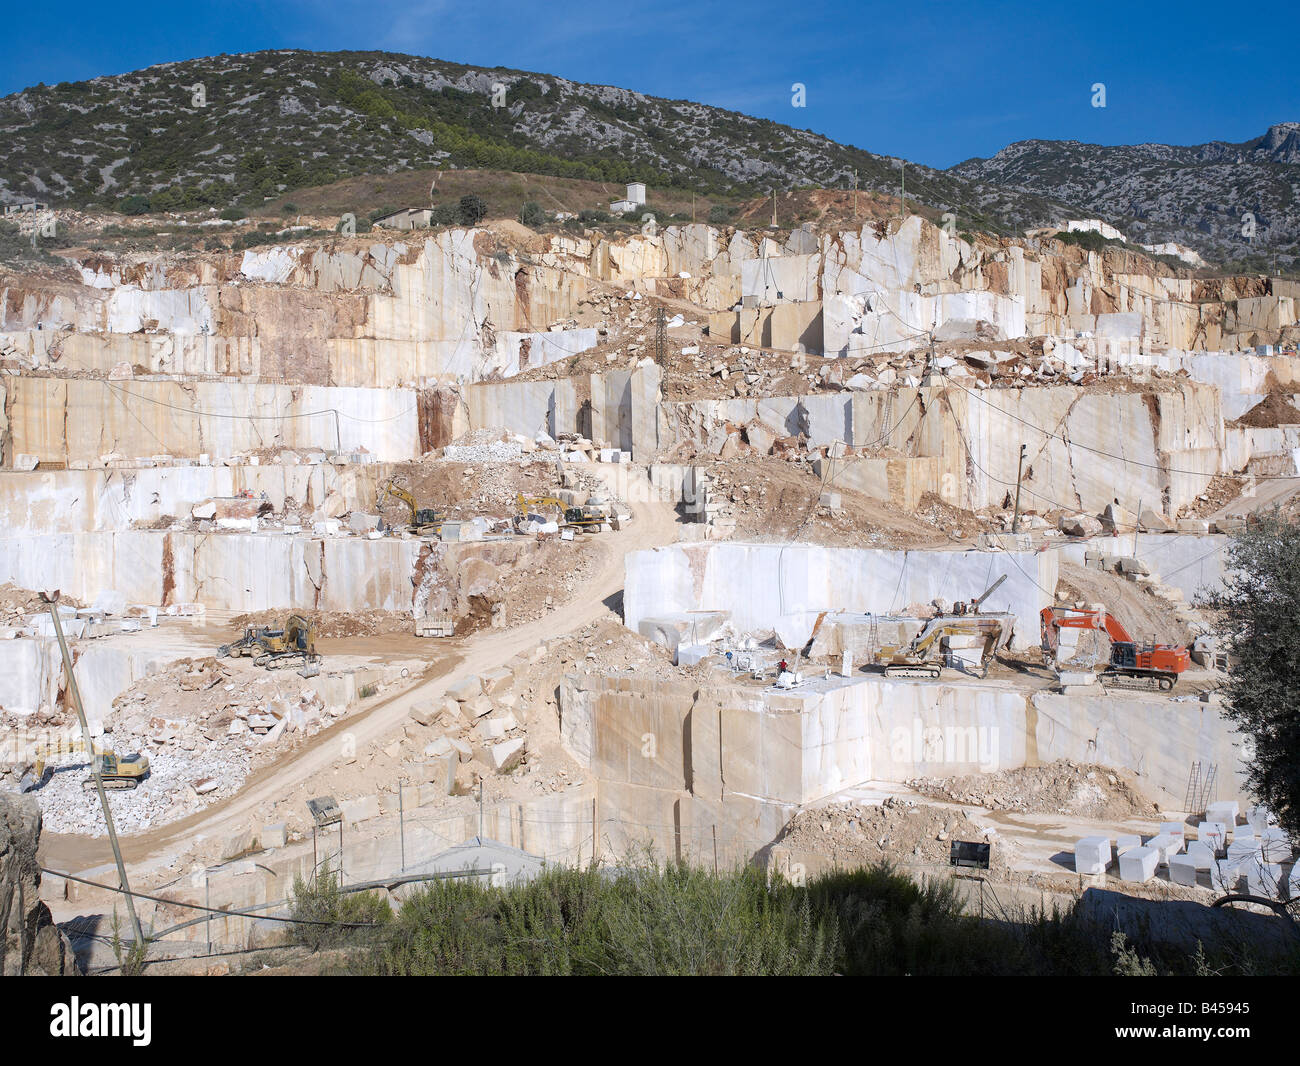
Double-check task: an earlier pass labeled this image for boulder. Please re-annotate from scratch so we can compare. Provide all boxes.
[743,423,775,455]
[489,737,526,772]
[1137,507,1172,532]
[1,794,78,974]
[463,695,494,719]
[478,667,515,695]
[446,676,483,702]
[1058,514,1103,538]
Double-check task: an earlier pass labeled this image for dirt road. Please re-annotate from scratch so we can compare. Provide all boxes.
[42,485,681,875]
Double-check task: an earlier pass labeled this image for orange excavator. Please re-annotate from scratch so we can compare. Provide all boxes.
[1040,605,1190,691]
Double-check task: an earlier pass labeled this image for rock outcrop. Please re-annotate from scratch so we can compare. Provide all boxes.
[1,792,77,975]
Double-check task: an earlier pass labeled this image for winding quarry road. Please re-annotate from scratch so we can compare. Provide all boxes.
[41,484,681,876]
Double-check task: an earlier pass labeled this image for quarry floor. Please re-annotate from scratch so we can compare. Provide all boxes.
[37,488,682,883]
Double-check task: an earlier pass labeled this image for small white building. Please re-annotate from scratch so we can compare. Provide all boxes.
[610,181,647,214]
[373,207,434,230]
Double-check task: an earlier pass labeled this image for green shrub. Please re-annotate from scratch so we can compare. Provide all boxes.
[518,200,547,227]
[220,206,247,222]
[117,194,152,216]
[708,204,733,224]
[290,864,392,952]
[457,194,488,225]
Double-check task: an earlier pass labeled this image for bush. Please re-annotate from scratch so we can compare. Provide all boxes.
[457,194,488,225]
[518,200,547,227]
[708,204,733,224]
[219,206,247,222]
[362,861,834,976]
[578,208,611,224]
[117,194,152,216]
[290,864,392,952]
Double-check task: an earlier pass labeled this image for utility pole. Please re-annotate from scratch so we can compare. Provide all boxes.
[654,305,667,364]
[43,592,144,947]
[852,168,858,220]
[771,187,778,228]
[900,161,906,218]
[1011,444,1028,534]
[691,191,696,224]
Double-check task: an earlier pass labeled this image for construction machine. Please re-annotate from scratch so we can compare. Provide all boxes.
[21,738,150,793]
[875,613,1015,679]
[514,493,567,529]
[1040,605,1189,691]
[378,477,444,533]
[864,576,1015,679]
[515,492,608,533]
[218,613,320,673]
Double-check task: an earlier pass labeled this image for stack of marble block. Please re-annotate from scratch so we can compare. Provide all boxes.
[1072,801,1295,893]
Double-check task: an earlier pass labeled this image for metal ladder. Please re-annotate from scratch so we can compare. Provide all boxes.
[1184,762,1219,815]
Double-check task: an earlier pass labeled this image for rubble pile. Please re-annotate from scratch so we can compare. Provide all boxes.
[0,654,424,835]
[908,761,1156,820]
[776,796,1011,873]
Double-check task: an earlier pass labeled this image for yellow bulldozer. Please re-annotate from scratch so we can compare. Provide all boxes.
[379,477,444,534]
[20,737,150,793]
[218,613,320,673]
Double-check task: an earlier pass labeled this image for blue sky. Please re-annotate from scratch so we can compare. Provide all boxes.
[7,0,1297,168]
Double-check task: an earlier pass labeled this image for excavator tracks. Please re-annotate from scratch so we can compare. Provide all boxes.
[884,665,943,680]
[1100,670,1177,692]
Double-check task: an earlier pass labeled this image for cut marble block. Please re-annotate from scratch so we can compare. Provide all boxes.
[1115,833,1142,855]
[1168,854,1199,887]
[1232,823,1259,841]
[1146,833,1183,865]
[1260,828,1293,863]
[1159,821,1186,841]
[1227,838,1263,863]
[1211,859,1243,893]
[1246,859,1283,899]
[1287,864,1300,901]
[1206,801,1240,827]
[1246,804,1273,833]
[1197,822,1226,852]
[1185,841,1215,870]
[1119,846,1159,883]
[1074,836,1112,875]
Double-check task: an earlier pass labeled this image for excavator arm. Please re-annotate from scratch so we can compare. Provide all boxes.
[1041,606,1134,649]
[379,479,419,525]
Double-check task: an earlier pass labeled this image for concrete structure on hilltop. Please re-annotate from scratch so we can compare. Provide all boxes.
[610,181,647,214]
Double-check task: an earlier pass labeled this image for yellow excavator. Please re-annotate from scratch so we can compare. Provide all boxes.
[379,477,444,533]
[873,615,1014,679]
[218,613,320,673]
[867,576,1015,679]
[514,493,608,533]
[20,737,150,793]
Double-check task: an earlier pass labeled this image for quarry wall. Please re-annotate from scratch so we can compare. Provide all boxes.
[562,669,1250,861]
[624,542,1056,651]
